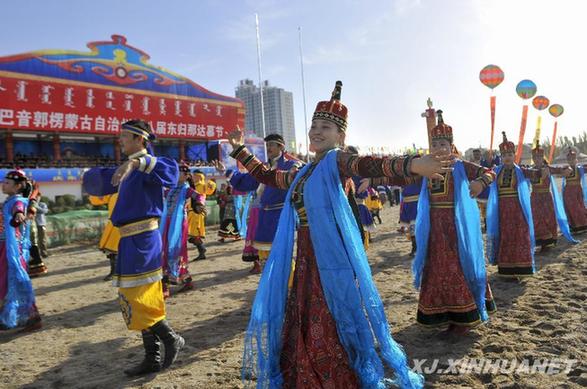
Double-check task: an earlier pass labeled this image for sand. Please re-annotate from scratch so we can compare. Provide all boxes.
[1,206,585,388]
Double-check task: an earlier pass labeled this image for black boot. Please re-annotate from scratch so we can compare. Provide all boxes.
[124,330,162,376]
[103,254,116,281]
[150,319,185,369]
[193,242,207,261]
[410,237,417,257]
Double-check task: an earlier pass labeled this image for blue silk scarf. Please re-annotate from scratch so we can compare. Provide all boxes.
[550,177,578,243]
[234,192,253,237]
[159,183,189,279]
[242,149,423,389]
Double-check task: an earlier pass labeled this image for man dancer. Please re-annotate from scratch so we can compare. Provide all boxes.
[83,119,184,376]
[219,133,298,273]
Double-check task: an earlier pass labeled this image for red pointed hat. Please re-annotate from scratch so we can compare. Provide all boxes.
[531,140,544,158]
[429,110,453,143]
[499,132,516,153]
[312,81,348,131]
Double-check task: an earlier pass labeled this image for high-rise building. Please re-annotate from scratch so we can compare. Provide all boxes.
[236,79,296,152]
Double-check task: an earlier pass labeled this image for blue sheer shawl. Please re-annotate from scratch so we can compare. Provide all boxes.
[159,183,189,279]
[412,161,488,322]
[550,177,578,243]
[0,195,35,329]
[242,149,423,389]
[234,192,253,237]
[486,165,535,271]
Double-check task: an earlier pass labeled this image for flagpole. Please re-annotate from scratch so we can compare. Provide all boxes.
[255,13,267,159]
[298,26,310,160]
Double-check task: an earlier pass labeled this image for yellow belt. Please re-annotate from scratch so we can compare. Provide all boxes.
[119,218,159,238]
[403,195,420,202]
[264,203,285,211]
[533,189,550,193]
[430,201,454,209]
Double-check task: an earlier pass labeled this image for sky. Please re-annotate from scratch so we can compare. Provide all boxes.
[1,0,586,154]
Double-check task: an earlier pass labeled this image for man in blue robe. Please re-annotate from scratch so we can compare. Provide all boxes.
[227,134,298,273]
[83,120,184,376]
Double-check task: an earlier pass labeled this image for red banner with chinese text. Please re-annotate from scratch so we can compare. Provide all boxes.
[0,72,244,140]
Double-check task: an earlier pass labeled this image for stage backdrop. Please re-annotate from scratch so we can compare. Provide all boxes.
[0,35,244,140]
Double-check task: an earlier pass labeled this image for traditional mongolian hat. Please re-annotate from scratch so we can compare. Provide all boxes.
[121,119,156,141]
[312,81,348,131]
[531,140,544,158]
[499,131,516,154]
[429,110,453,143]
[264,133,285,147]
[5,169,27,182]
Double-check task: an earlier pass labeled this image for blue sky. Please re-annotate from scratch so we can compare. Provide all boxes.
[2,0,586,154]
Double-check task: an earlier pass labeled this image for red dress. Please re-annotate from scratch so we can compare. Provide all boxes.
[417,161,496,327]
[530,170,564,248]
[495,166,539,276]
[231,146,416,388]
[563,165,587,233]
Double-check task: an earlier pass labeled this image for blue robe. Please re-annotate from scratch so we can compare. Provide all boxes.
[230,153,297,251]
[83,152,179,287]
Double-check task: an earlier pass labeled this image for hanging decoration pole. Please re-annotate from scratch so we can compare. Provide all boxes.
[549,121,558,163]
[254,13,267,159]
[515,105,529,164]
[489,94,496,160]
[298,26,310,160]
[547,104,564,163]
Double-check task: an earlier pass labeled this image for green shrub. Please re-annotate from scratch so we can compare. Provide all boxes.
[63,195,76,207]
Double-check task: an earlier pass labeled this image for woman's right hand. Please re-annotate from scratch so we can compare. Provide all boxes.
[227,126,245,149]
[410,152,454,180]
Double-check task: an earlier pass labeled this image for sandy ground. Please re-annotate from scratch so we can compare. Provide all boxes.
[1,206,585,389]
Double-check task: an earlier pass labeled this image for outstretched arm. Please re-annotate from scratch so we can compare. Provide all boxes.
[230,145,297,190]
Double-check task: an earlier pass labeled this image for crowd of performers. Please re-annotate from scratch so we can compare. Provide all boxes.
[1,82,586,388]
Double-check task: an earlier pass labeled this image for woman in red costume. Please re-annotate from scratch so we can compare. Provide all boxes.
[487,132,544,277]
[410,109,497,335]
[232,82,449,389]
[562,146,587,234]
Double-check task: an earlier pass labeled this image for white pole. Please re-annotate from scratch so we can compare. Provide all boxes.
[255,13,267,141]
[298,26,310,160]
